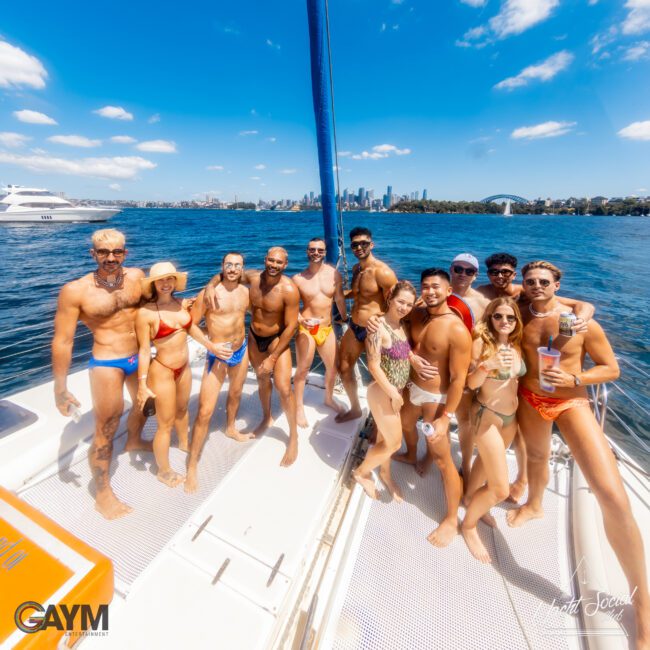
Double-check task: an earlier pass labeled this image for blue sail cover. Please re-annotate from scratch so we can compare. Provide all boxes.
[306,0,339,266]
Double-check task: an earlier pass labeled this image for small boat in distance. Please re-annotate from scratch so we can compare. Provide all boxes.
[0,185,121,223]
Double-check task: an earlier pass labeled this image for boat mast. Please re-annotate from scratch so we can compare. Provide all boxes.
[306,0,340,267]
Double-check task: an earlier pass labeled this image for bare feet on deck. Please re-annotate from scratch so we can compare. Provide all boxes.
[427,518,458,548]
[393,451,417,467]
[124,438,153,453]
[95,492,132,520]
[507,479,527,503]
[506,504,543,527]
[335,408,362,423]
[157,469,185,488]
[353,469,377,500]
[280,439,298,467]
[184,469,198,494]
[225,426,255,442]
[253,416,274,437]
[324,398,344,415]
[461,524,491,563]
[297,409,309,429]
[379,469,403,503]
[416,454,433,477]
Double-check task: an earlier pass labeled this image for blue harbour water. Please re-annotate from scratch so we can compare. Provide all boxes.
[1,209,648,466]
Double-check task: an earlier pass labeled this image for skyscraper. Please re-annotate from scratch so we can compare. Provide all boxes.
[387,185,393,207]
[358,187,365,205]
[423,189,428,200]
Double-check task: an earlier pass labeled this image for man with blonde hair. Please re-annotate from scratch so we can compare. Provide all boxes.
[52,228,150,519]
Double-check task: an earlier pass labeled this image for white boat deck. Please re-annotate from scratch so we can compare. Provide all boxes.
[319,438,582,650]
[12,352,366,649]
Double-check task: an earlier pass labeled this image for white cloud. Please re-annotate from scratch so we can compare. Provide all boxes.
[338,150,351,157]
[495,50,573,89]
[148,113,161,124]
[279,168,297,174]
[490,0,559,38]
[48,134,102,148]
[511,120,576,139]
[637,187,648,192]
[591,26,618,55]
[266,39,281,50]
[460,0,487,6]
[13,109,57,125]
[109,183,121,191]
[254,163,266,170]
[206,164,224,171]
[0,152,156,179]
[249,176,261,180]
[135,139,177,153]
[351,143,412,159]
[0,132,31,148]
[110,135,137,144]
[0,41,48,89]
[623,0,650,34]
[239,130,258,136]
[622,40,650,60]
[266,136,277,142]
[617,120,650,140]
[93,105,134,121]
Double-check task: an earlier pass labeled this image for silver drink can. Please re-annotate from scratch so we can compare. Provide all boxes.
[559,312,576,337]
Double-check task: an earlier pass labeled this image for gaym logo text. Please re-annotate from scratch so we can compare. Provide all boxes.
[14,602,109,634]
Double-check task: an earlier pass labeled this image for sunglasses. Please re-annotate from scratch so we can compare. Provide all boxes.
[492,313,517,323]
[94,248,125,258]
[308,247,326,253]
[452,265,476,276]
[224,262,243,270]
[525,278,552,287]
[351,240,371,250]
[488,268,514,277]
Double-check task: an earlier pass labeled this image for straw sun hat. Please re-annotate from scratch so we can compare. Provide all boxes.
[141,262,188,299]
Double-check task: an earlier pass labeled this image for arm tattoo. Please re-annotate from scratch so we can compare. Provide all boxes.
[367,329,381,363]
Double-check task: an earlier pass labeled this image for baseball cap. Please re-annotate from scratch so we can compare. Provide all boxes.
[452,253,479,270]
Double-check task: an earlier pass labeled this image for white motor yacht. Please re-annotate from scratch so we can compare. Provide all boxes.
[0,186,120,223]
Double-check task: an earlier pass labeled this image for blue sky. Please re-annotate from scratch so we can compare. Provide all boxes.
[1,0,649,201]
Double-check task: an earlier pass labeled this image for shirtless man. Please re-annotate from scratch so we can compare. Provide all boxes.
[476,251,596,502]
[507,261,649,649]
[206,247,300,466]
[448,253,491,482]
[52,229,149,520]
[185,252,251,493]
[336,227,397,422]
[395,268,472,547]
[293,237,348,427]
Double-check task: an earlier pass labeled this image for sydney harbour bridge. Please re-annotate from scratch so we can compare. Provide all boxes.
[480,194,529,215]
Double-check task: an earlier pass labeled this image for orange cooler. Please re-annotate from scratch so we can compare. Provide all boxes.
[0,487,113,648]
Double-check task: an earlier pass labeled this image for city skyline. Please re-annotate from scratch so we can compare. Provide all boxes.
[1,0,649,201]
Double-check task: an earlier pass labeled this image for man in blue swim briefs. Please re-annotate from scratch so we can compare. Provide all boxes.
[185,252,252,493]
[52,228,150,520]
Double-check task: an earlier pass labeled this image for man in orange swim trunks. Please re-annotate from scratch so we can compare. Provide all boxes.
[508,260,650,648]
[292,237,348,427]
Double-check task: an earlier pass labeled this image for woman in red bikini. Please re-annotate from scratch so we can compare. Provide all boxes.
[136,262,219,487]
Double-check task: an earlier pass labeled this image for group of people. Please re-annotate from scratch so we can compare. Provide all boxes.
[52,227,649,647]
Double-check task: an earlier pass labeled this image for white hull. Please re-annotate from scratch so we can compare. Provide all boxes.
[0,207,120,223]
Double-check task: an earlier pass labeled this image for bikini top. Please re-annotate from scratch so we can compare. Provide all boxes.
[153,302,192,340]
[487,356,527,380]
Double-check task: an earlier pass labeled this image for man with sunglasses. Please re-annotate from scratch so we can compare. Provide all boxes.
[52,228,149,520]
[185,252,251,493]
[336,227,398,423]
[509,261,650,647]
[477,252,521,301]
[293,238,348,427]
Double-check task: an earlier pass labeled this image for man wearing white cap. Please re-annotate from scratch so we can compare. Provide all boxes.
[448,253,490,482]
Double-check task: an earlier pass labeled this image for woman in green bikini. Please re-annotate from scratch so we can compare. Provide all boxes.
[352,281,416,502]
[461,297,525,563]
